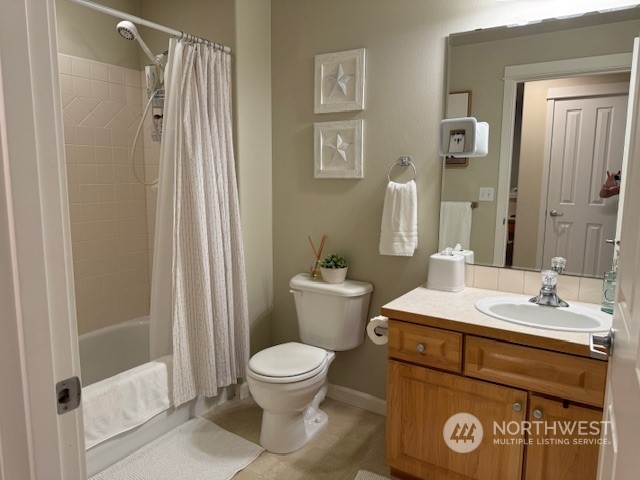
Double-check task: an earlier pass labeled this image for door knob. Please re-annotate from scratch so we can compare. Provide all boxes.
[549,210,564,217]
[590,329,614,360]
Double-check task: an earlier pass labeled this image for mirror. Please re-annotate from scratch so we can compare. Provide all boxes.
[441,7,640,277]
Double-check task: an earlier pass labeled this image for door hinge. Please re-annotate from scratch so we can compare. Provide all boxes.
[56,376,81,414]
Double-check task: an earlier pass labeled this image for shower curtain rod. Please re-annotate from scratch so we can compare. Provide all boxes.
[67,0,231,53]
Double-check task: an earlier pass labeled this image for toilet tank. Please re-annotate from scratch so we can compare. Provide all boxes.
[289,273,373,351]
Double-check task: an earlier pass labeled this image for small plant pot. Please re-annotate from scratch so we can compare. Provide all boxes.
[320,267,348,284]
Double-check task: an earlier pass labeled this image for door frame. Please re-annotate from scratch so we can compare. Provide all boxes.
[0,0,85,478]
[494,53,632,266]
[535,82,629,272]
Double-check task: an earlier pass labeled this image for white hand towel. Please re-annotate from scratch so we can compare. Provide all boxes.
[379,180,418,256]
[438,201,472,251]
[83,355,172,449]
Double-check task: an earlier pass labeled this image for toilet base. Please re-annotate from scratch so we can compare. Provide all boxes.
[259,407,328,454]
[259,384,329,454]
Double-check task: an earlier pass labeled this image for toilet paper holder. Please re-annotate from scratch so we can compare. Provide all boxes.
[373,325,388,336]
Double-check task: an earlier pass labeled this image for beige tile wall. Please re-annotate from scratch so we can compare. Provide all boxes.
[60,54,156,334]
[467,265,603,304]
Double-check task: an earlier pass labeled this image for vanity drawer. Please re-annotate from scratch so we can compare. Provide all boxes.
[388,320,462,372]
[465,336,606,407]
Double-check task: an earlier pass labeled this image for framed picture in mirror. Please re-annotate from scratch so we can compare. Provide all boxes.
[444,90,472,168]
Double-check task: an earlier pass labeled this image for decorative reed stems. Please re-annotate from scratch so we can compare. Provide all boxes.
[308,234,327,278]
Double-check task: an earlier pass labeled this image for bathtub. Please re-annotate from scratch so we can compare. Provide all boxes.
[79,317,150,386]
[80,317,231,476]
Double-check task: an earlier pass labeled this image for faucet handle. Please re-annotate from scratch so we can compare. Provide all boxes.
[551,257,566,274]
[541,269,558,287]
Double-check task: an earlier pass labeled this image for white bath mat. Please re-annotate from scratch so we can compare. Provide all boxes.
[354,470,391,480]
[90,417,263,480]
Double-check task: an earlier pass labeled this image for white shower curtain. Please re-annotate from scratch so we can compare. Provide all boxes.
[150,39,250,407]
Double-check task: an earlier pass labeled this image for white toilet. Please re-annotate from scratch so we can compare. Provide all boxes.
[246,273,373,453]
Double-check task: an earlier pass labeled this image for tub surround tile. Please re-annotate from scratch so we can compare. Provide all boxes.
[58,54,72,75]
[91,61,109,82]
[76,145,96,163]
[60,54,158,334]
[71,56,91,78]
[108,65,126,85]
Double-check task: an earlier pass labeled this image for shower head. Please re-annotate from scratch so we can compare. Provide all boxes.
[116,20,158,65]
[116,20,138,41]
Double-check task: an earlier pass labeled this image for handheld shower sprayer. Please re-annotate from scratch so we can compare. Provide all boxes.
[116,20,158,65]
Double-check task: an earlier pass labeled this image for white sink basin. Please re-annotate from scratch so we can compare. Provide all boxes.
[475,296,612,332]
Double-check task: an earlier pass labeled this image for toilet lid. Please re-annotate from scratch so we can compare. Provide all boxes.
[248,342,327,378]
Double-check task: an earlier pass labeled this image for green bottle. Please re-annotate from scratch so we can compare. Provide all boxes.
[601,256,618,314]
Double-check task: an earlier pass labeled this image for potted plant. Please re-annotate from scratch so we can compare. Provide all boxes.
[319,253,348,284]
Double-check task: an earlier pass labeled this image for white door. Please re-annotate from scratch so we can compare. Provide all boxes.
[597,38,640,480]
[543,87,628,277]
[0,0,85,478]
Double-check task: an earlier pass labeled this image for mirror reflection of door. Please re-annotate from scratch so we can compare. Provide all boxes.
[542,84,628,276]
[510,75,629,276]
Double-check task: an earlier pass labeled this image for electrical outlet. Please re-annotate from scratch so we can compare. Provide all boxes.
[479,187,494,202]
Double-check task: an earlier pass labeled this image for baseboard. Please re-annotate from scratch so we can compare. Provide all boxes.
[326,383,386,416]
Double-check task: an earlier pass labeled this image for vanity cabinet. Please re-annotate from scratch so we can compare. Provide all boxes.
[386,319,606,480]
[524,395,601,480]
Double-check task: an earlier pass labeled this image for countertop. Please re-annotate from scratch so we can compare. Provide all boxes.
[381,286,606,359]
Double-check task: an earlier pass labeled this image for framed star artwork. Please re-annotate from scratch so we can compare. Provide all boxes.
[314,120,363,179]
[314,48,365,113]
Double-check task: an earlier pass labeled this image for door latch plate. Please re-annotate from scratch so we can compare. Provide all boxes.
[56,376,81,414]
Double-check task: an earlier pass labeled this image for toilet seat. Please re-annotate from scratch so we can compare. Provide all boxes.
[248,342,328,384]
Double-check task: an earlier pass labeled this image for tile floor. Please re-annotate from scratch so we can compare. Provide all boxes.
[202,397,392,480]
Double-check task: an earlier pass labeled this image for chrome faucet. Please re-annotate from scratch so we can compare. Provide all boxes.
[529,257,569,307]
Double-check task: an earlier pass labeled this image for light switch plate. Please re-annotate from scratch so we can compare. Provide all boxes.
[479,187,494,202]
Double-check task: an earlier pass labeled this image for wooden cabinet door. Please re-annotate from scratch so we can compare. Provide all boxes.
[525,395,601,480]
[386,360,527,480]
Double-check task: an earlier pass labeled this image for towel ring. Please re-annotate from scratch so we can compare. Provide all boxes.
[387,156,416,182]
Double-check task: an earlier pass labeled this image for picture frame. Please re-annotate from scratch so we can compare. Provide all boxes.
[314,120,363,179]
[445,90,472,168]
[314,48,365,114]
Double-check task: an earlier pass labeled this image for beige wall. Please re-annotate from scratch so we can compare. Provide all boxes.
[271,0,638,399]
[445,19,640,265]
[234,0,274,354]
[55,0,142,69]
[138,0,236,58]
[513,73,630,269]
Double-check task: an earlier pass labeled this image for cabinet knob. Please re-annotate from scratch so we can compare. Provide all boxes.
[533,409,543,420]
[512,402,523,412]
[416,343,425,353]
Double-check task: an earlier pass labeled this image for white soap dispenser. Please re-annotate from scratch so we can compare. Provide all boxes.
[426,247,466,292]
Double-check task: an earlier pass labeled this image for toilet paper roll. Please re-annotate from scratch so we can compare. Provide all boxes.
[367,316,389,345]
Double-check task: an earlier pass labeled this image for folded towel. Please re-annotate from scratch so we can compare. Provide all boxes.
[379,180,418,256]
[438,201,472,251]
[83,355,172,449]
